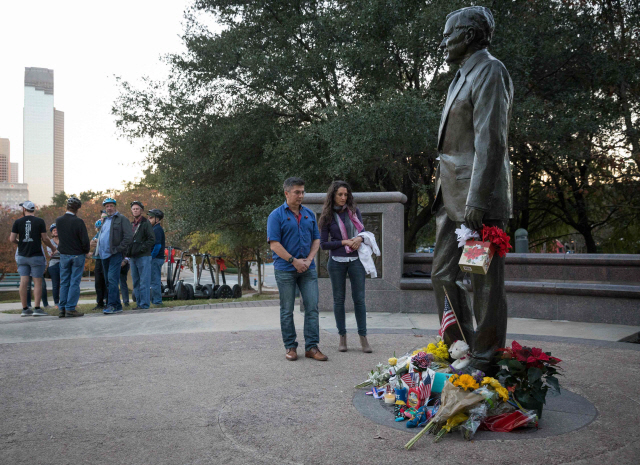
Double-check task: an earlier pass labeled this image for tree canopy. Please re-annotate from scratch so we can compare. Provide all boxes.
[113,0,640,253]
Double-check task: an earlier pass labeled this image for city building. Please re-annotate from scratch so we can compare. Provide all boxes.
[0,182,29,209]
[10,163,18,183]
[23,67,64,206]
[0,138,9,182]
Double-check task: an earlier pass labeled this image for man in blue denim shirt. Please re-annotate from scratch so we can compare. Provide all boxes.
[98,198,132,315]
[267,177,327,362]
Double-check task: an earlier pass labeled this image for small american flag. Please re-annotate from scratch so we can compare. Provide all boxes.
[401,373,416,388]
[419,372,432,406]
[439,294,457,338]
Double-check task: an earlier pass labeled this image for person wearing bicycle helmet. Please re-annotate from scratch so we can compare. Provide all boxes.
[55,197,90,318]
[127,201,155,309]
[98,197,132,314]
[148,209,165,306]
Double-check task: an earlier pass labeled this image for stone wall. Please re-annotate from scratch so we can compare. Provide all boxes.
[304,192,640,325]
[304,192,407,314]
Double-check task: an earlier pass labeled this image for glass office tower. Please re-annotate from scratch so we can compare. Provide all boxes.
[23,67,64,206]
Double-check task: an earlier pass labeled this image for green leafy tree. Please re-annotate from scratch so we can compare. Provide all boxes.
[113,0,640,254]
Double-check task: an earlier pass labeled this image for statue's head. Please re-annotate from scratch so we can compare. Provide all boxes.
[440,6,495,65]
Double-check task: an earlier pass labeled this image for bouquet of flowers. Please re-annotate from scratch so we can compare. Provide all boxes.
[405,375,485,448]
[405,372,520,447]
[496,340,562,417]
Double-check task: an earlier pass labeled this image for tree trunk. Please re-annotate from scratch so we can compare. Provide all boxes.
[256,249,263,295]
[241,260,252,291]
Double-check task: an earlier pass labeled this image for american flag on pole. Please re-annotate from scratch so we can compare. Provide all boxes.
[401,373,416,388]
[419,371,432,406]
[439,294,457,338]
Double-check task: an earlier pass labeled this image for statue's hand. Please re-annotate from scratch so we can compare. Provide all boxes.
[464,207,485,231]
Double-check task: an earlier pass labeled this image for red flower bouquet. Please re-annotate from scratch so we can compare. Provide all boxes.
[496,341,562,418]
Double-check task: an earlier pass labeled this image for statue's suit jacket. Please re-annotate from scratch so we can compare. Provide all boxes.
[434,49,514,222]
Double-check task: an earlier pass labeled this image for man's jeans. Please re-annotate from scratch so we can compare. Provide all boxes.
[102,253,123,310]
[131,255,152,308]
[59,254,86,311]
[150,258,165,305]
[94,258,107,306]
[274,268,319,351]
[120,261,130,305]
[49,263,60,305]
[327,258,368,337]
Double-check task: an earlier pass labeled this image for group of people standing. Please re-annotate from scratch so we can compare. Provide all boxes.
[10,197,165,318]
[268,177,377,362]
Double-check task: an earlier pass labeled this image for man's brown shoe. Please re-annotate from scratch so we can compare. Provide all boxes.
[305,347,328,361]
[65,310,84,318]
[285,348,298,361]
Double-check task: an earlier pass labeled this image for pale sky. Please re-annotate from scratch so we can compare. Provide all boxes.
[0,0,196,196]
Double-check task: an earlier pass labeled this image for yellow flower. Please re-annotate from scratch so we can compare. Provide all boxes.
[452,374,479,391]
[388,357,397,366]
[481,377,508,401]
[449,374,460,385]
[426,343,437,353]
[442,412,469,432]
[495,386,509,402]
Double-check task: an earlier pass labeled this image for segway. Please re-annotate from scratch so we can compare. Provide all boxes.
[162,246,191,300]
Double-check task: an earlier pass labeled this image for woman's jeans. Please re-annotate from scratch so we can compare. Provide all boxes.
[327,258,367,336]
[59,254,86,311]
[49,263,60,305]
[274,268,319,351]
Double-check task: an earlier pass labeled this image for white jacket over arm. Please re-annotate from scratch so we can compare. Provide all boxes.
[357,231,380,278]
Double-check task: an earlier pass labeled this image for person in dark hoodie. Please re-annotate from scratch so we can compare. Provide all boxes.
[55,197,91,318]
[98,197,133,315]
[127,201,156,309]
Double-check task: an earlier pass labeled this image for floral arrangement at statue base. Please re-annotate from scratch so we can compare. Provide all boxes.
[496,340,562,418]
[356,339,562,448]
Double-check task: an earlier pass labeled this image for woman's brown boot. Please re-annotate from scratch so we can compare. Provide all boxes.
[359,336,372,353]
[339,335,347,352]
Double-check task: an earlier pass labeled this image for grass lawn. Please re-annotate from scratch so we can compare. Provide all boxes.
[0,290,97,304]
[2,292,279,315]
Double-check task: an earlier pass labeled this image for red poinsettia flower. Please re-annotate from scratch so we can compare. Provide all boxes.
[481,226,513,257]
[530,347,550,362]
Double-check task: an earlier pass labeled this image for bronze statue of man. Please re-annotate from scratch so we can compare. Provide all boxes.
[432,6,514,373]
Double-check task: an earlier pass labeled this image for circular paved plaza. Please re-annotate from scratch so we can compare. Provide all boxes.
[1,305,639,464]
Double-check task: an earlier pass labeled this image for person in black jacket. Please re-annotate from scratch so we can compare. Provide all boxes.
[127,201,156,309]
[149,209,165,307]
[55,197,91,318]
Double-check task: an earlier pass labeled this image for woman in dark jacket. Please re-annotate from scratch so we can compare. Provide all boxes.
[319,181,372,353]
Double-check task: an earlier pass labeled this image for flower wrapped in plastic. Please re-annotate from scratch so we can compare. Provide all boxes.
[404,380,484,449]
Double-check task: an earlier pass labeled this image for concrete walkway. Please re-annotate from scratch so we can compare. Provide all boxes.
[1,303,638,343]
[1,302,639,464]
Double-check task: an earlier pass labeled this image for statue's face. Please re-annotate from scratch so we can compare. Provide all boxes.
[440,15,469,65]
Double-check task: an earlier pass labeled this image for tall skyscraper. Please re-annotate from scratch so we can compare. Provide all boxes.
[0,138,9,182]
[11,163,19,183]
[23,67,64,206]
[54,109,64,193]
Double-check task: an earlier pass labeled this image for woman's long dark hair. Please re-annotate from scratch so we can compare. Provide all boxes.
[319,181,357,229]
